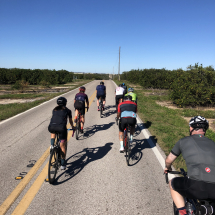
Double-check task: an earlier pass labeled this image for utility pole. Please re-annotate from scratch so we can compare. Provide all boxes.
[118,46,121,81]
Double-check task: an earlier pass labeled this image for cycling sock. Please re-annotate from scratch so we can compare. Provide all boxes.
[61,159,66,166]
[120,141,123,147]
[178,207,187,215]
[51,138,55,146]
[81,127,83,130]
[130,135,133,141]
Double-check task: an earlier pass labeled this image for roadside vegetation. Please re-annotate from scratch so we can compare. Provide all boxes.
[0,80,91,121]
[115,80,215,171]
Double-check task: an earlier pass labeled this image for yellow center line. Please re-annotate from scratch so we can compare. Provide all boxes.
[0,90,97,215]
[11,90,97,215]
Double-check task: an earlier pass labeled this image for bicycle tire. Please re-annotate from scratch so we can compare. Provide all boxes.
[76,116,80,140]
[125,129,130,166]
[48,147,59,184]
[100,99,103,117]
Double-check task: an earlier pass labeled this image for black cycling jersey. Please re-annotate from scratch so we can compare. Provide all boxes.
[49,107,72,127]
[171,134,215,183]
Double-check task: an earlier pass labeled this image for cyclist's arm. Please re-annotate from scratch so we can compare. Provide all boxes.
[69,117,75,130]
[117,111,120,119]
[165,152,177,170]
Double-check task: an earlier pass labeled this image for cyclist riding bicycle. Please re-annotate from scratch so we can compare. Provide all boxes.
[74,86,89,133]
[164,116,215,215]
[48,97,75,170]
[121,83,127,94]
[115,84,126,112]
[116,95,137,152]
[125,88,137,103]
[96,81,106,111]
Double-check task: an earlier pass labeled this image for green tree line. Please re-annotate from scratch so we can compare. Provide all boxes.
[0,68,74,85]
[120,63,215,107]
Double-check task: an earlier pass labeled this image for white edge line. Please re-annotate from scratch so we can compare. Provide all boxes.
[112,80,175,181]
[0,80,94,126]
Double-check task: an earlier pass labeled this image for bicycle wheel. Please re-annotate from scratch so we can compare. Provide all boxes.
[125,130,130,166]
[100,99,103,117]
[76,116,80,140]
[173,202,179,215]
[48,147,59,184]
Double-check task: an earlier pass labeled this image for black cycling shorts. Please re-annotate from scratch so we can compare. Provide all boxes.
[96,95,106,100]
[116,95,124,110]
[171,177,215,200]
[74,100,85,115]
[119,117,136,132]
[48,125,67,140]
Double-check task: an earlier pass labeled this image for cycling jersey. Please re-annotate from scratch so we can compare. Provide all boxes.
[96,85,106,96]
[74,93,89,103]
[49,107,72,126]
[122,85,127,94]
[118,100,137,118]
[125,92,137,102]
[115,87,125,96]
[171,134,215,183]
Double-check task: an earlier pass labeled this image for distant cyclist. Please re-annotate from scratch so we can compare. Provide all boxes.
[125,88,137,103]
[96,81,106,111]
[115,84,125,112]
[121,83,127,94]
[48,97,75,170]
[74,86,89,133]
[164,116,215,215]
[116,95,137,152]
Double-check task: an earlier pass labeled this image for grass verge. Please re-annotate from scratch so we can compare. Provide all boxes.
[0,80,91,121]
[114,80,215,171]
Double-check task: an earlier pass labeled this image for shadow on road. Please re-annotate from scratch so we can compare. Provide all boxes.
[125,122,157,166]
[81,122,115,139]
[53,142,113,185]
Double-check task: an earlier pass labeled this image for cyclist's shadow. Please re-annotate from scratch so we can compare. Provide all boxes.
[127,122,157,166]
[54,142,113,185]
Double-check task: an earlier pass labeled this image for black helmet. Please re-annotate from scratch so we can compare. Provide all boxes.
[118,84,122,87]
[100,81,104,85]
[57,97,67,106]
[189,116,209,134]
[124,95,132,101]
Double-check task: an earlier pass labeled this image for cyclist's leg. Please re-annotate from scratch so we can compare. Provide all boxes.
[74,109,79,122]
[96,95,100,110]
[102,95,106,108]
[80,106,85,132]
[48,125,56,149]
[119,118,126,152]
[59,128,67,168]
[128,118,136,142]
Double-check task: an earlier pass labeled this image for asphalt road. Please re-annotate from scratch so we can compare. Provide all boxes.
[0,80,173,215]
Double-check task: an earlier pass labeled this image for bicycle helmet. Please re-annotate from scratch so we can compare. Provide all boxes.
[57,97,67,106]
[128,88,134,92]
[189,116,209,135]
[100,81,104,85]
[124,95,132,101]
[79,86,86,92]
[122,83,125,86]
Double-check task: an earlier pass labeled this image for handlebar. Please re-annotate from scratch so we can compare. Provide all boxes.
[165,168,187,184]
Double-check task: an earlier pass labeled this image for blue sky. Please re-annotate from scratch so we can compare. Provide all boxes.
[0,0,214,73]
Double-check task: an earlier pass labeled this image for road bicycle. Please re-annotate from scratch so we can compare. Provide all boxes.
[124,124,132,166]
[165,169,215,215]
[75,107,88,140]
[48,130,74,184]
[99,97,103,118]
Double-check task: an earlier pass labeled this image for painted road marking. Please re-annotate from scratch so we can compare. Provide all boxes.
[0,89,97,215]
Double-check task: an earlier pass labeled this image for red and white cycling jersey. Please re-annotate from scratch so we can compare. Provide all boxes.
[115,87,125,95]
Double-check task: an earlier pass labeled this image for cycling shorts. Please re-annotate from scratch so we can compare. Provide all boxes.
[96,95,106,100]
[116,95,124,110]
[119,117,136,132]
[48,125,67,140]
[74,100,86,115]
[171,177,215,200]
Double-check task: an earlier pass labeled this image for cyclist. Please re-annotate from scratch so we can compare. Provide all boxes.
[115,84,125,112]
[164,116,215,215]
[96,81,106,111]
[74,86,89,133]
[121,83,127,94]
[125,88,137,103]
[48,97,75,170]
[116,95,137,152]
